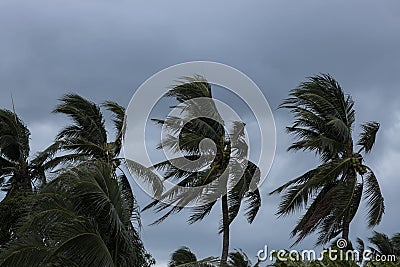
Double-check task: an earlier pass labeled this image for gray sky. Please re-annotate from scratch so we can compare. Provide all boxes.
[1,1,399,266]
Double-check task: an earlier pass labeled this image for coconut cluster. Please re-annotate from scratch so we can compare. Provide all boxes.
[351,154,367,175]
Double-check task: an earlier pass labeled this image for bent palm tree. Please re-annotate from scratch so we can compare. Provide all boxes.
[0,109,49,245]
[271,74,384,247]
[137,76,262,265]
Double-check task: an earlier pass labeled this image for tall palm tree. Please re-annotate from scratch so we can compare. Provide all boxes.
[270,74,384,247]
[137,76,262,265]
[0,109,48,245]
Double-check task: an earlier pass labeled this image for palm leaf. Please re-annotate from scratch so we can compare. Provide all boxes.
[363,169,384,227]
[357,121,380,153]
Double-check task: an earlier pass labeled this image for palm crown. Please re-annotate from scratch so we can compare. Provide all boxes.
[34,94,126,172]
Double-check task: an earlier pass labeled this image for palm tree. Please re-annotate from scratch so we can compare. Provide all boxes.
[0,108,49,193]
[0,109,48,245]
[367,231,400,257]
[270,74,384,247]
[168,247,217,267]
[136,76,262,265]
[0,161,151,266]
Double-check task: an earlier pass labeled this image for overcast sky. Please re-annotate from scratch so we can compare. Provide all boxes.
[1,1,399,266]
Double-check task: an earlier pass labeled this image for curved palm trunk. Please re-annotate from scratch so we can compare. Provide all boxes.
[221,194,229,266]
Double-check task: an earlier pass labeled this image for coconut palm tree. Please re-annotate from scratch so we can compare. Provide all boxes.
[137,76,262,265]
[0,109,49,245]
[270,74,384,247]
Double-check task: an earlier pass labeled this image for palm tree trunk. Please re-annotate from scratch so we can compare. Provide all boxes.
[342,219,349,242]
[221,194,229,266]
[342,151,354,250]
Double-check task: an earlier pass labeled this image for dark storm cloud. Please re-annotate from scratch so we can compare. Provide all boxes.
[1,0,400,265]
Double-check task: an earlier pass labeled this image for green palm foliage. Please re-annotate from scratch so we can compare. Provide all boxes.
[139,76,262,265]
[168,247,217,267]
[270,74,384,246]
[167,247,254,267]
[0,161,149,266]
[0,109,48,245]
[368,231,400,258]
[227,249,255,267]
[35,94,125,171]
[0,95,153,266]
[356,232,400,266]
[0,109,43,193]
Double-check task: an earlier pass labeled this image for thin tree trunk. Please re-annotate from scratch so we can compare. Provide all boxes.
[221,194,229,266]
[342,215,352,250]
[341,147,354,250]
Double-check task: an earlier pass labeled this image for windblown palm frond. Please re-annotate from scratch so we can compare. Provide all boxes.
[0,109,31,192]
[37,94,126,171]
[0,109,51,246]
[357,121,380,154]
[168,247,217,267]
[227,249,253,267]
[367,231,400,257]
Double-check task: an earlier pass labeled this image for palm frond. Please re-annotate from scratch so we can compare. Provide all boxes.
[53,93,107,154]
[102,101,126,156]
[126,159,164,198]
[168,247,217,267]
[0,109,30,162]
[357,121,380,153]
[363,169,384,227]
[368,231,394,256]
[228,249,252,267]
